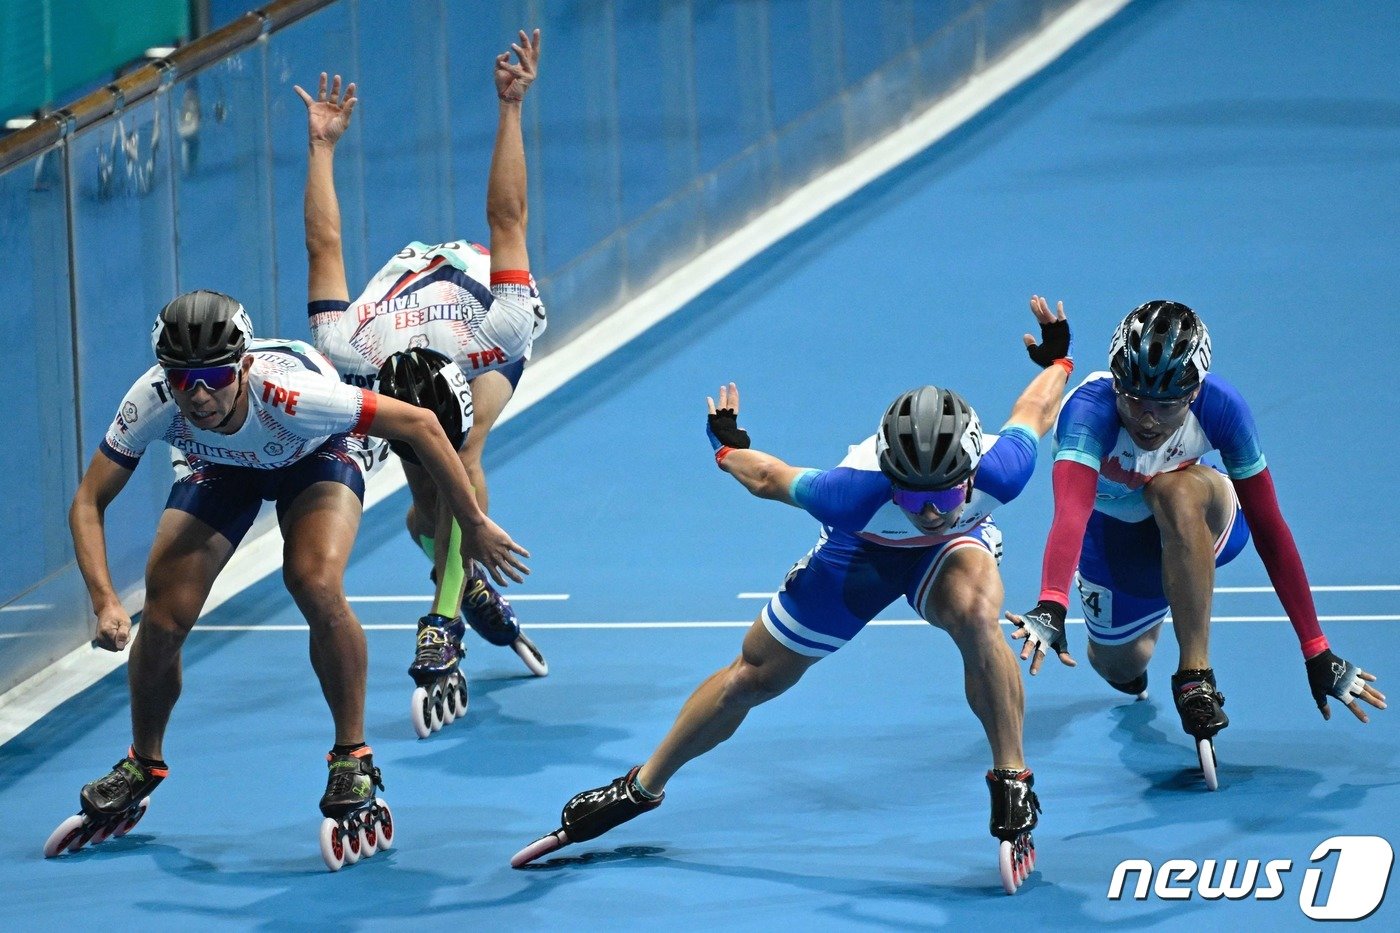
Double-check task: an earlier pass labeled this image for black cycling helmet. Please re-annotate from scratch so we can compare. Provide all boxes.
[1108,300,1212,399]
[151,290,253,367]
[876,385,983,490]
[376,348,470,464]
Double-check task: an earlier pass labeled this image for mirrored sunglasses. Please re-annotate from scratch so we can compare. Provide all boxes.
[891,484,967,515]
[165,364,240,392]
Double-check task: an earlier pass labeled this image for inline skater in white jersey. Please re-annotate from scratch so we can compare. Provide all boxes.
[514,298,1075,895]
[297,33,548,737]
[1008,300,1384,789]
[45,291,528,870]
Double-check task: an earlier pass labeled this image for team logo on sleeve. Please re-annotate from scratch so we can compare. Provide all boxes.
[264,441,284,457]
[122,401,139,424]
[409,334,429,350]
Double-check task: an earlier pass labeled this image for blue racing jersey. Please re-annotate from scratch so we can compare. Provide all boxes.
[787,425,1041,547]
[1053,371,1267,522]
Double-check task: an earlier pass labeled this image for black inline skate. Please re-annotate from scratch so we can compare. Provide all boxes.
[463,561,548,676]
[1172,668,1228,791]
[408,613,468,738]
[43,749,167,857]
[511,765,664,867]
[318,747,394,871]
[987,768,1041,895]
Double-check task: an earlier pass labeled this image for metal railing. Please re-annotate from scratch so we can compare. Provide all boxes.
[0,0,333,172]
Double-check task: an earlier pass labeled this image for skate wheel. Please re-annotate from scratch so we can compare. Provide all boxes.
[1198,737,1219,791]
[43,814,87,858]
[374,799,395,850]
[411,685,433,739]
[342,819,362,865]
[319,817,346,871]
[111,798,149,838]
[513,634,549,677]
[998,839,1018,894]
[511,829,569,868]
[443,681,459,724]
[430,684,445,732]
[357,823,376,858]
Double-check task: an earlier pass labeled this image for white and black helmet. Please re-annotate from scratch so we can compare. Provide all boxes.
[876,385,983,490]
[1108,300,1212,399]
[151,290,254,367]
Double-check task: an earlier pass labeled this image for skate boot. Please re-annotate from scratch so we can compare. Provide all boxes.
[463,561,549,676]
[43,749,167,857]
[1108,671,1149,701]
[318,746,394,871]
[511,765,664,867]
[1172,668,1228,791]
[987,768,1041,895]
[408,613,468,739]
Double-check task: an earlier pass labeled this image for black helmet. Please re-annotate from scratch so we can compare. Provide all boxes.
[376,348,470,464]
[876,386,983,490]
[1108,300,1212,399]
[151,290,253,367]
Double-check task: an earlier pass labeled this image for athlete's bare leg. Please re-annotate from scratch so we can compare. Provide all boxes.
[1086,625,1164,684]
[280,480,367,746]
[637,619,819,793]
[1142,465,1235,673]
[128,509,235,760]
[922,547,1025,769]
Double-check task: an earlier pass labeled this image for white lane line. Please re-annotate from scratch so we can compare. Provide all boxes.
[740,586,1400,599]
[347,594,569,602]
[188,614,1400,633]
[0,604,55,612]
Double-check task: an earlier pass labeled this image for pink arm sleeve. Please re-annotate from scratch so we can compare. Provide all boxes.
[1038,459,1100,607]
[1232,468,1328,658]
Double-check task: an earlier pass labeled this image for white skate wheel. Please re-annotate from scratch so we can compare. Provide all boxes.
[1198,737,1219,791]
[357,822,376,857]
[43,814,87,858]
[513,636,549,677]
[998,839,1017,894]
[511,829,568,869]
[411,686,433,739]
[111,798,149,838]
[443,683,459,724]
[319,817,345,871]
[374,799,395,850]
[429,684,445,732]
[342,820,362,865]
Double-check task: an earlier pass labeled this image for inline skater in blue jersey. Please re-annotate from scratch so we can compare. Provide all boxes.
[514,298,1075,894]
[1008,300,1384,790]
[297,31,549,743]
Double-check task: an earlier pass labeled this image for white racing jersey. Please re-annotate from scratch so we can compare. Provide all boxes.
[100,338,376,472]
[308,240,547,390]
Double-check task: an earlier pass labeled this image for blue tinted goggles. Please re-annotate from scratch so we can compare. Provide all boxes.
[891,483,967,515]
[165,364,240,392]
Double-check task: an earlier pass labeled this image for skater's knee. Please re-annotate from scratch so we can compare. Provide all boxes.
[720,657,796,709]
[1143,471,1213,541]
[927,587,1002,644]
[283,565,349,619]
[1086,639,1150,684]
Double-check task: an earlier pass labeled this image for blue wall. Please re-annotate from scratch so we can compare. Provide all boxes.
[0,0,1078,692]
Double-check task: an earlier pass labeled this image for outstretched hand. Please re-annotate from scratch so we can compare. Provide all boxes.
[461,518,531,587]
[1307,649,1386,723]
[496,29,541,102]
[294,73,357,146]
[1024,295,1071,367]
[1006,601,1077,676]
[706,382,751,451]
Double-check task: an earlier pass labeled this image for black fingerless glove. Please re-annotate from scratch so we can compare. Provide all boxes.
[707,410,750,452]
[1305,648,1360,710]
[1018,600,1069,654]
[1026,319,1072,368]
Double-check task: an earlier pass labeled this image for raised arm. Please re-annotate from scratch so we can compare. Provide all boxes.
[69,452,137,650]
[295,73,357,303]
[707,383,807,504]
[487,29,540,275]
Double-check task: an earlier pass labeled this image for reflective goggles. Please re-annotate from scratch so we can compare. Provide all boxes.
[164,364,240,393]
[1114,388,1192,422]
[891,483,968,516]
